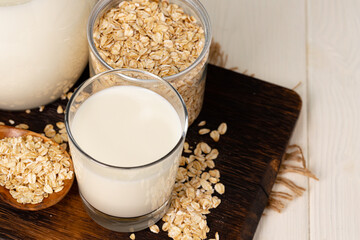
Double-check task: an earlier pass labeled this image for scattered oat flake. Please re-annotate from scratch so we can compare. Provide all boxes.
[60,133,68,142]
[209,169,220,179]
[218,123,227,135]
[210,130,220,142]
[200,142,211,154]
[60,143,68,152]
[45,130,56,138]
[44,124,54,131]
[25,109,31,114]
[0,122,4,126]
[206,149,219,160]
[39,105,45,112]
[209,177,219,184]
[56,122,65,129]
[8,119,15,125]
[149,224,160,234]
[52,134,63,144]
[206,160,215,169]
[194,144,202,156]
[15,124,29,130]
[129,233,135,240]
[183,142,192,153]
[198,120,206,127]
[201,172,210,180]
[61,93,67,100]
[214,183,225,195]
[199,128,210,135]
[59,128,66,134]
[168,226,181,238]
[67,92,73,100]
[57,105,64,114]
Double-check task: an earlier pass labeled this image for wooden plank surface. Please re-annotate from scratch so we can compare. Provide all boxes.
[0,65,301,239]
[201,0,360,239]
[307,0,360,239]
[199,1,309,239]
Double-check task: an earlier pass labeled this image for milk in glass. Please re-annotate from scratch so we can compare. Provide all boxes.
[70,86,182,217]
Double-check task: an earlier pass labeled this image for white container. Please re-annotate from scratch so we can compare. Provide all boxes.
[0,0,96,110]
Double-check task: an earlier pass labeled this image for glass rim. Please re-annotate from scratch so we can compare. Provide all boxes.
[65,68,188,170]
[87,0,212,81]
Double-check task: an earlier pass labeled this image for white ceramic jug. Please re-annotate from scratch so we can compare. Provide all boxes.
[0,0,97,110]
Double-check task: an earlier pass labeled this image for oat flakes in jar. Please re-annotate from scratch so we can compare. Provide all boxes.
[0,0,97,110]
[87,0,212,125]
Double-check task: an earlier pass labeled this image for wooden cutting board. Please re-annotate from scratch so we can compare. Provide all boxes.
[0,65,301,240]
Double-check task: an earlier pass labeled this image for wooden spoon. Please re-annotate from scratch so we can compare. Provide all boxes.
[0,125,74,211]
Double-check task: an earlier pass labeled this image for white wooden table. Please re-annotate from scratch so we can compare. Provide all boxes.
[200,0,360,239]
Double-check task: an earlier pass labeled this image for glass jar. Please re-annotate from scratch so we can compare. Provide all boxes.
[0,0,97,110]
[87,0,212,125]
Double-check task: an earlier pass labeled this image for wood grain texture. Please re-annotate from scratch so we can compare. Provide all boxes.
[308,0,360,239]
[200,0,307,87]
[198,1,309,239]
[0,65,301,239]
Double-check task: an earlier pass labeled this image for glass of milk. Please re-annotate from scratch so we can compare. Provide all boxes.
[65,69,188,232]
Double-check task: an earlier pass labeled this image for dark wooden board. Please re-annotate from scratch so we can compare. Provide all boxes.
[0,65,301,240]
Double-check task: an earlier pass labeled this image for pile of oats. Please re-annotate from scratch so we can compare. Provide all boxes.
[91,0,209,124]
[151,122,227,240]
[0,135,73,204]
[93,0,205,77]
